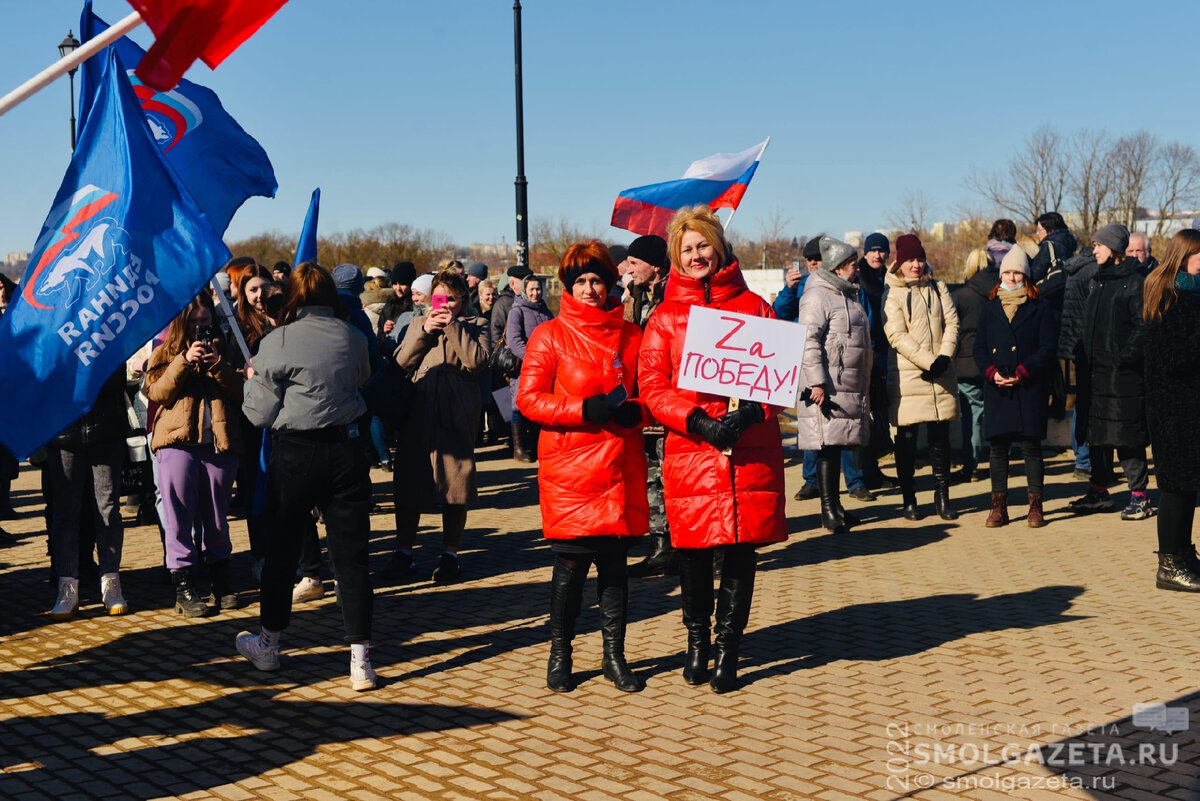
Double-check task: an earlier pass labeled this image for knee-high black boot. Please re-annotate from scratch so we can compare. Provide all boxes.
[710,546,755,693]
[677,549,714,685]
[895,429,921,520]
[930,431,958,521]
[597,555,641,692]
[817,452,846,533]
[547,557,588,692]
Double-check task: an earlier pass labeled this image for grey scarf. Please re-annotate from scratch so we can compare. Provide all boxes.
[819,267,858,298]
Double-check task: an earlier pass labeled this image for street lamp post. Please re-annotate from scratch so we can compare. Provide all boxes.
[512,1,529,269]
[58,30,81,153]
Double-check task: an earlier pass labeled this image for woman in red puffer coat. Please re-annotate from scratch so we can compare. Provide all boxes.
[517,239,649,695]
[639,205,787,694]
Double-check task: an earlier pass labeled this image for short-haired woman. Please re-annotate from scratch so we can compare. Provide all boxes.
[1143,229,1200,590]
[237,262,377,691]
[640,205,788,693]
[883,233,961,521]
[517,240,648,693]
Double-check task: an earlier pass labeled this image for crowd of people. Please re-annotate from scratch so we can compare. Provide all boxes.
[3,202,1197,694]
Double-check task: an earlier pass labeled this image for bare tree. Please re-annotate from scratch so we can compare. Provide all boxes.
[1151,141,1200,237]
[966,124,1069,224]
[755,207,794,269]
[529,217,602,269]
[1109,130,1158,228]
[888,190,935,234]
[1067,129,1112,238]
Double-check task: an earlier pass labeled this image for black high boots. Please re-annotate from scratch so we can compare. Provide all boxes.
[710,546,756,693]
[512,422,534,462]
[930,436,959,520]
[817,454,846,533]
[172,568,213,618]
[677,549,714,685]
[629,533,678,578]
[895,434,921,521]
[546,558,587,692]
[210,558,239,610]
[597,563,641,692]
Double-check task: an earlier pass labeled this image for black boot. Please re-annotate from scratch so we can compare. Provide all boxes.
[710,546,755,694]
[1156,551,1200,592]
[210,559,239,610]
[598,566,641,692]
[512,422,534,463]
[172,568,213,618]
[547,558,587,692]
[677,549,713,685]
[816,454,846,533]
[930,435,958,520]
[628,533,678,578]
[895,428,921,520]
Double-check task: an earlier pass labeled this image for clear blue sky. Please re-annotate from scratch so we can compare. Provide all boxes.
[1,0,1196,258]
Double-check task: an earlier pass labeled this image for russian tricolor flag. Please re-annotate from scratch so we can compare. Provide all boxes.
[611,138,770,237]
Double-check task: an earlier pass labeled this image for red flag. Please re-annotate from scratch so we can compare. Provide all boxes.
[126,0,289,90]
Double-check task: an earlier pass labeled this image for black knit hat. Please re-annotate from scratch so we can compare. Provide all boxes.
[391,261,416,286]
[802,238,823,262]
[627,235,669,270]
[506,265,533,280]
[561,260,617,292]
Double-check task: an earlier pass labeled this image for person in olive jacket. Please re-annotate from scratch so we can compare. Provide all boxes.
[1070,224,1152,521]
[972,247,1058,528]
[1143,229,1200,591]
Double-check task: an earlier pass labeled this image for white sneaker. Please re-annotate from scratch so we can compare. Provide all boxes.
[235,630,280,671]
[100,572,129,616]
[350,658,377,691]
[292,576,325,603]
[49,577,79,621]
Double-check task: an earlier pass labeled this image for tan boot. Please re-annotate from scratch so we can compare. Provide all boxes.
[985,492,1009,527]
[1027,492,1046,528]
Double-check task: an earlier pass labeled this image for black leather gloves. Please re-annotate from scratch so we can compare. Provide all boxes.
[721,401,765,435]
[686,408,739,450]
[921,354,951,381]
[612,401,641,428]
[582,395,614,424]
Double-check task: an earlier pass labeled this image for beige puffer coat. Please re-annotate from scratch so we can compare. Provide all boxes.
[795,270,872,449]
[883,269,960,426]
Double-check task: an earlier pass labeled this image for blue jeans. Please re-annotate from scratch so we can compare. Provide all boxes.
[958,380,986,467]
[1070,408,1090,471]
[369,415,391,466]
[803,448,864,491]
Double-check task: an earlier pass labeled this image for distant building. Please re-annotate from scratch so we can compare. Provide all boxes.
[843,230,864,249]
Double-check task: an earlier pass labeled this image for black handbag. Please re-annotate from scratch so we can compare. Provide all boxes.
[489,343,521,381]
[362,359,418,429]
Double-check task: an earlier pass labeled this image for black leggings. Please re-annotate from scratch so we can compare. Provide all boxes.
[894,421,951,487]
[1158,490,1197,554]
[556,546,627,595]
[989,436,1044,495]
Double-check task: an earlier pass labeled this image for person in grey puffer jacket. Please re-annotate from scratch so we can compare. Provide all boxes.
[506,275,554,461]
[795,237,872,534]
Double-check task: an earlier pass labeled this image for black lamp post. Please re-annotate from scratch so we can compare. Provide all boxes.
[513,2,529,269]
[58,30,81,152]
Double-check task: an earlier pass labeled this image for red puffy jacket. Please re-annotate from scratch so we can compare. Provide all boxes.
[638,261,787,549]
[516,292,649,540]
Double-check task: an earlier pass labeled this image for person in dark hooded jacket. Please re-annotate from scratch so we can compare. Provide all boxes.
[1069,224,1152,521]
[1056,246,1098,478]
[951,248,998,483]
[1029,212,1077,286]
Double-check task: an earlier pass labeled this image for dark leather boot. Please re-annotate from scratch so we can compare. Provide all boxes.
[677,549,713,685]
[1156,552,1200,592]
[985,492,1009,527]
[1027,492,1045,528]
[598,573,642,692]
[817,454,845,533]
[210,558,239,610]
[710,546,755,694]
[930,437,958,520]
[546,559,587,691]
[172,568,213,618]
[901,489,922,521]
[512,422,534,462]
[628,533,678,578]
[895,433,921,521]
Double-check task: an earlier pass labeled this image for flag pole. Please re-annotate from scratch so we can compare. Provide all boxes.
[721,136,771,234]
[210,278,253,366]
[0,11,143,118]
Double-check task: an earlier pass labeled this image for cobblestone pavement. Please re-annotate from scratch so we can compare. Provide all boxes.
[3,444,1200,801]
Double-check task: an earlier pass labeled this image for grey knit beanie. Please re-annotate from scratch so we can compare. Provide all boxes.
[818,236,857,271]
[1092,224,1130,254]
[999,246,1030,277]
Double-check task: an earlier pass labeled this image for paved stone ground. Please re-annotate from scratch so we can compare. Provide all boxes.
[2,443,1200,801]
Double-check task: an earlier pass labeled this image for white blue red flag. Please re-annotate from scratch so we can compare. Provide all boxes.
[0,49,231,458]
[79,1,278,235]
[611,138,769,238]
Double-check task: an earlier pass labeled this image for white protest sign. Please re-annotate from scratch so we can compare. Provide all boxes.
[676,305,806,407]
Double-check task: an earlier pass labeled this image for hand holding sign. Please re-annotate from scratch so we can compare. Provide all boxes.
[676,306,805,407]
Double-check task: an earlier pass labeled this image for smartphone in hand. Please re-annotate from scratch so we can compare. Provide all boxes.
[431,293,449,311]
[605,384,628,407]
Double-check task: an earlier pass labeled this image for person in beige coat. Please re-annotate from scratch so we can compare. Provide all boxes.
[381,269,492,584]
[883,234,960,521]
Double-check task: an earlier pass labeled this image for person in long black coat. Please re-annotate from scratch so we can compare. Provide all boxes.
[952,250,998,483]
[1144,228,1200,591]
[973,247,1057,528]
[1070,224,1151,521]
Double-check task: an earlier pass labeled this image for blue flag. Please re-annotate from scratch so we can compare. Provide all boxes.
[79,1,277,234]
[0,49,232,459]
[295,188,320,264]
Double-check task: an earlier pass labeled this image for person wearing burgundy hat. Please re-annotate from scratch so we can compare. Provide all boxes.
[883,233,961,521]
